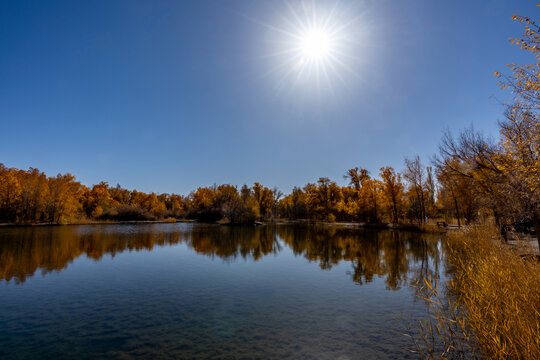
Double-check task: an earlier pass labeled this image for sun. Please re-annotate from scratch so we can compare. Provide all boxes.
[252,1,364,96]
[299,29,332,61]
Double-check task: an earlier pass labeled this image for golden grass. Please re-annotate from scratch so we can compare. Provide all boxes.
[411,226,540,359]
[449,227,540,359]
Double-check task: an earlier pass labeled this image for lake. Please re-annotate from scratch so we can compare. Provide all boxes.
[0,223,445,359]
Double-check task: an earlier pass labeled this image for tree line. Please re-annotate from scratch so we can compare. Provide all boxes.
[0,158,464,227]
[0,165,284,225]
[0,144,533,230]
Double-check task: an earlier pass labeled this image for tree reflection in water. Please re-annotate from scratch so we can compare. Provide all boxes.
[276,225,443,290]
[0,224,443,289]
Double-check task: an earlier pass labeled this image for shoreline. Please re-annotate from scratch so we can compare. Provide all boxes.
[277,220,448,233]
[0,219,195,228]
[0,218,451,233]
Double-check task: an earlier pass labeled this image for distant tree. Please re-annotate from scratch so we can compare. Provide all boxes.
[404,155,427,223]
[252,182,274,218]
[46,173,83,223]
[0,165,22,222]
[379,167,403,223]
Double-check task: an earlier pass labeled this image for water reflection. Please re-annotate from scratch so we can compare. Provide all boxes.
[0,224,442,288]
[277,225,442,290]
[188,225,281,261]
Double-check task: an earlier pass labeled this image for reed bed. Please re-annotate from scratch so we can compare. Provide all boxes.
[409,226,540,359]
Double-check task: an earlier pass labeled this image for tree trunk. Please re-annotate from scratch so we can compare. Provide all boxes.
[392,198,398,224]
[420,189,426,224]
[372,194,378,223]
[534,210,540,252]
[453,195,461,228]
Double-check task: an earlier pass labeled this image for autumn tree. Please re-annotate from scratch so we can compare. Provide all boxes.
[343,167,373,221]
[313,177,342,221]
[0,165,22,222]
[345,167,370,189]
[362,177,382,223]
[252,182,274,218]
[189,186,219,221]
[379,167,404,223]
[425,166,437,219]
[166,194,185,217]
[46,174,84,224]
[278,187,308,219]
[403,155,427,224]
[82,182,117,219]
[487,10,539,243]
[436,157,483,226]
[109,184,131,205]
[271,187,283,219]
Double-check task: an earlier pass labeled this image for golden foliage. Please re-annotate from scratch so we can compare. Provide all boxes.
[1,160,441,226]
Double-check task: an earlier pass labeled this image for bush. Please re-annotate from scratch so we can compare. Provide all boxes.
[99,205,156,221]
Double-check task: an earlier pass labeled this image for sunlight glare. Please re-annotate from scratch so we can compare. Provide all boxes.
[255,1,365,97]
[300,29,331,60]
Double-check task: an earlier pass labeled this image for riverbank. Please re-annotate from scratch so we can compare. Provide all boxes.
[0,218,195,227]
[412,226,540,358]
[0,218,450,233]
[274,219,448,233]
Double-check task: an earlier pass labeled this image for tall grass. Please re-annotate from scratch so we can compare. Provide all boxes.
[409,226,540,359]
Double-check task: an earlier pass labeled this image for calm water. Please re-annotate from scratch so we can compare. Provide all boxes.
[0,223,445,359]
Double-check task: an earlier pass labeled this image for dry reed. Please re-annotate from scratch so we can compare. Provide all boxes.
[408,226,540,359]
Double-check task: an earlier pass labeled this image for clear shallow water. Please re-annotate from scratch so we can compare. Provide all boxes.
[0,223,445,359]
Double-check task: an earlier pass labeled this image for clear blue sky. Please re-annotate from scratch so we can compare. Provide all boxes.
[0,0,536,194]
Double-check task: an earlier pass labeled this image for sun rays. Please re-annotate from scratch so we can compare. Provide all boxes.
[258,1,363,97]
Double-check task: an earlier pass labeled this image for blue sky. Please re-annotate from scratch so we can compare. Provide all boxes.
[0,0,536,194]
